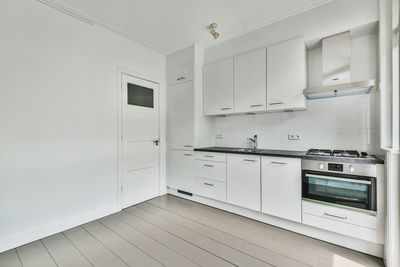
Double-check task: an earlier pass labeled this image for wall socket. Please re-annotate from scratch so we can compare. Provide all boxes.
[216,134,223,139]
[288,134,301,140]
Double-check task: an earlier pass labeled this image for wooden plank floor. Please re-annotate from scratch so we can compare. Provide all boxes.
[0,194,384,267]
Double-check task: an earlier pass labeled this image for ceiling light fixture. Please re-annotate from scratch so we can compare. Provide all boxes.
[208,23,220,39]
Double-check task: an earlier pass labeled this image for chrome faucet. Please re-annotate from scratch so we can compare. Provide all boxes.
[248,134,258,149]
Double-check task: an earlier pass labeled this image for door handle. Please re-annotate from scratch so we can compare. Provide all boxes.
[270,161,287,165]
[184,154,192,156]
[153,139,160,146]
[269,102,284,105]
[204,183,214,187]
[243,159,257,162]
[250,104,264,107]
[204,155,214,158]
[204,164,214,167]
[324,213,347,220]
[177,76,186,81]
[184,145,193,148]
[220,107,232,110]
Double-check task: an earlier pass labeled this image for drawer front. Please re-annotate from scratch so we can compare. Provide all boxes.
[195,160,226,182]
[302,201,377,230]
[195,178,226,202]
[168,64,194,85]
[195,152,227,163]
[302,213,380,244]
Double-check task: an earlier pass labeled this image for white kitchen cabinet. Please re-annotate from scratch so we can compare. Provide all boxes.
[203,58,234,115]
[195,177,227,202]
[169,149,194,193]
[261,156,301,222]
[169,81,194,150]
[234,49,267,113]
[168,64,194,85]
[267,37,307,111]
[227,154,261,211]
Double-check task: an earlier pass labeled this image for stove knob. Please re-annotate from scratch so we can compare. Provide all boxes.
[349,166,355,173]
[319,163,325,170]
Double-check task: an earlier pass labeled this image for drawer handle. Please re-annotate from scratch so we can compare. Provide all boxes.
[324,213,347,220]
[204,164,214,167]
[204,183,214,187]
[220,107,232,110]
[250,104,264,107]
[243,159,257,162]
[184,154,192,156]
[270,161,287,165]
[177,77,186,81]
[204,155,214,158]
[269,102,284,105]
[184,145,193,148]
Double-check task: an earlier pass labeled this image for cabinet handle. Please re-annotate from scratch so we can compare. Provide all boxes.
[243,159,257,162]
[184,145,193,148]
[269,102,284,105]
[177,77,186,81]
[270,161,287,165]
[204,164,214,167]
[204,183,214,187]
[324,213,347,220]
[204,155,214,158]
[220,107,232,110]
[250,104,264,107]
[184,154,192,156]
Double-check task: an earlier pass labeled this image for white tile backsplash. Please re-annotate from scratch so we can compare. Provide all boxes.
[213,93,381,154]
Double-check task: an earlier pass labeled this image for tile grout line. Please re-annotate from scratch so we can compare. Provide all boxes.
[97,218,166,267]
[61,232,95,267]
[111,213,202,267]
[145,199,312,266]
[40,240,59,267]
[122,208,240,267]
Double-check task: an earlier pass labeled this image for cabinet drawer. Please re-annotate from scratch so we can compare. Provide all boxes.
[195,160,226,182]
[302,201,378,230]
[195,152,226,162]
[195,178,226,202]
[302,213,380,244]
[168,64,194,85]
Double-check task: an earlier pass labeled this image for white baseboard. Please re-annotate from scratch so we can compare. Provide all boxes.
[0,204,121,253]
[168,188,383,258]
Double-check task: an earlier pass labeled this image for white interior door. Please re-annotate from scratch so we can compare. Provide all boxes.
[121,74,159,208]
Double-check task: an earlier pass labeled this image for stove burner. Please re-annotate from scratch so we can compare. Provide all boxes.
[306,149,366,158]
[306,149,332,156]
[332,150,360,158]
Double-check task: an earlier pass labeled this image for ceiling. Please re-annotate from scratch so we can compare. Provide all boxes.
[55,0,333,54]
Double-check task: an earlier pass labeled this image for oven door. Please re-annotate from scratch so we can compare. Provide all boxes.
[302,170,377,213]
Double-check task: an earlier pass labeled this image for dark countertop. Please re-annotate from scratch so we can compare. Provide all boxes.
[194,147,385,164]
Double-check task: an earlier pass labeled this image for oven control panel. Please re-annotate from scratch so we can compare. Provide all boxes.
[301,159,377,177]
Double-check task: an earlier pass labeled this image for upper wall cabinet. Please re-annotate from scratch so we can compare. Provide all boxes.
[234,49,267,113]
[267,37,307,111]
[203,58,234,115]
[168,64,194,85]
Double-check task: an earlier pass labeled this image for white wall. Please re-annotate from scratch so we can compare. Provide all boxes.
[0,0,166,252]
[204,0,382,154]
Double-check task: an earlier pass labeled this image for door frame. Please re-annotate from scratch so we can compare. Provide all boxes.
[117,67,162,209]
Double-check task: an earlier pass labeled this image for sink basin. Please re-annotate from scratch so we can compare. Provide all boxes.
[232,148,262,153]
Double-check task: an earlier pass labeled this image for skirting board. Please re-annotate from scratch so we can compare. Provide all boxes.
[0,203,121,253]
[167,188,383,258]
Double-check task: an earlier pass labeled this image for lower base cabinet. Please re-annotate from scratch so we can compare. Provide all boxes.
[261,156,302,222]
[227,154,261,211]
[169,149,194,193]
[195,177,226,202]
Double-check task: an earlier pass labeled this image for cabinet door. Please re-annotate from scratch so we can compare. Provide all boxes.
[169,150,194,193]
[234,49,267,113]
[261,156,301,222]
[227,154,261,211]
[203,58,234,115]
[169,82,194,150]
[168,64,194,85]
[267,37,306,111]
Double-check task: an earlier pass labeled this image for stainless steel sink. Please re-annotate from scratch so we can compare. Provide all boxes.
[232,148,262,153]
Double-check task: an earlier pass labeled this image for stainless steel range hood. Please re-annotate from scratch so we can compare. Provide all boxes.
[303,31,375,100]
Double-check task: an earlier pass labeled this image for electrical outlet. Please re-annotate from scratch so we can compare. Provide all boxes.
[288,134,301,140]
[216,134,223,139]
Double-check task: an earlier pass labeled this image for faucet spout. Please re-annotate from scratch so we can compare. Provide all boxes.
[248,134,258,149]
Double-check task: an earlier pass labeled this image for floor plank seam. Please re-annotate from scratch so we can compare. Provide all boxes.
[122,208,240,267]
[145,201,307,266]
[112,213,202,267]
[61,232,95,267]
[40,239,59,267]
[14,248,23,267]
[80,225,130,267]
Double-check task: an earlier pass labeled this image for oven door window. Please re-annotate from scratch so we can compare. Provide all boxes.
[303,172,375,211]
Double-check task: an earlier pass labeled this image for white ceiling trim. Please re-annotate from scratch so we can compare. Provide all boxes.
[203,0,335,49]
[36,0,168,54]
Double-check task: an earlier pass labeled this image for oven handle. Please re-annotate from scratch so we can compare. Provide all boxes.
[305,174,372,185]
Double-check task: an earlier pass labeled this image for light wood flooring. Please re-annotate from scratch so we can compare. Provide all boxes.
[0,194,384,267]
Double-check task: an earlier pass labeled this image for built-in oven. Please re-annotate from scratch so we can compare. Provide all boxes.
[302,160,377,214]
